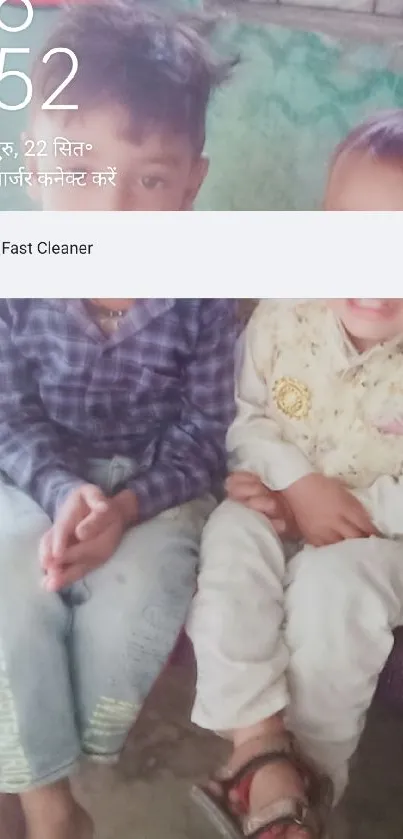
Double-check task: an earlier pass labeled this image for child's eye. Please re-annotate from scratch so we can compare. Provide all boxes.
[139,175,165,190]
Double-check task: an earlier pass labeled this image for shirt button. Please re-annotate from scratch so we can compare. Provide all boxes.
[91,404,108,420]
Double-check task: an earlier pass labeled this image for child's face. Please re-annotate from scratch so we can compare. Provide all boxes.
[328,299,403,349]
[25,105,208,211]
[324,150,403,211]
[325,151,403,349]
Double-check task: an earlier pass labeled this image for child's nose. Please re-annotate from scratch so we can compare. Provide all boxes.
[100,186,131,211]
[104,186,147,211]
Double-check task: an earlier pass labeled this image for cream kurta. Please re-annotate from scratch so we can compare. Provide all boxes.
[189,300,403,801]
[228,299,403,537]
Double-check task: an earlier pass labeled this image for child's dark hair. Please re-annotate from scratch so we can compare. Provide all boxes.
[333,110,403,167]
[31,0,237,154]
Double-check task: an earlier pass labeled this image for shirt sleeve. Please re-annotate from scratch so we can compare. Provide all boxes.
[227,304,314,490]
[0,303,85,519]
[127,300,237,520]
[353,476,403,538]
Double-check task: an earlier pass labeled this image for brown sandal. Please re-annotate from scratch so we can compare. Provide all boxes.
[191,733,333,839]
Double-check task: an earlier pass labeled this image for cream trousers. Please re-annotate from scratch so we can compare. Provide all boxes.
[187,499,403,801]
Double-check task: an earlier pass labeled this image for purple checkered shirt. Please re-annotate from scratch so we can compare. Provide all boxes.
[0,299,237,520]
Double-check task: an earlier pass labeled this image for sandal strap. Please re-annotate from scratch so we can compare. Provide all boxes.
[216,734,293,788]
[212,733,333,839]
[244,797,318,837]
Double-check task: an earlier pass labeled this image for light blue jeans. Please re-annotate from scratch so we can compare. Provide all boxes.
[0,457,214,792]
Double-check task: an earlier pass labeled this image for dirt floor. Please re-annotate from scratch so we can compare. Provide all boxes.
[72,660,403,839]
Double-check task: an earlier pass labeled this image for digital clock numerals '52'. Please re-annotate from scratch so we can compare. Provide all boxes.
[0,0,78,111]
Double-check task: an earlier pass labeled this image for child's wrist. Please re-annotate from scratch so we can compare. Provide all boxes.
[283,473,316,497]
[113,489,139,528]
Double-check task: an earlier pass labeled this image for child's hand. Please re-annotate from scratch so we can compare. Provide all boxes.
[283,473,378,547]
[45,483,111,560]
[41,510,126,591]
[39,484,137,590]
[226,471,300,538]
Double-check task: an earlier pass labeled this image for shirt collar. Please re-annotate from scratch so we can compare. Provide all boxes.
[62,298,176,344]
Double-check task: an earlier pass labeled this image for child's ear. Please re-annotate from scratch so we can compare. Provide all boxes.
[21,131,40,202]
[182,156,209,209]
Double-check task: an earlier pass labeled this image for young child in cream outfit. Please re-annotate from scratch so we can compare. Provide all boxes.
[188,110,403,839]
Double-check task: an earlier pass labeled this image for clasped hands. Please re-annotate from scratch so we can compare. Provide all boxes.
[226,471,378,546]
[40,485,137,592]
[40,472,377,593]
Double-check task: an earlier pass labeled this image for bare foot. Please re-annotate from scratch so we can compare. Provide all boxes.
[212,738,310,839]
[26,802,93,839]
[0,794,25,839]
[21,781,94,839]
[247,760,309,839]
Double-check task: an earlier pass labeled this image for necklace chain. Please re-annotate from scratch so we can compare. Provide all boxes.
[87,300,126,319]
[104,309,125,318]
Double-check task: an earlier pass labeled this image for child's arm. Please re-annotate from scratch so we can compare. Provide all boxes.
[0,302,85,518]
[124,299,238,522]
[227,303,314,490]
[227,303,375,546]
